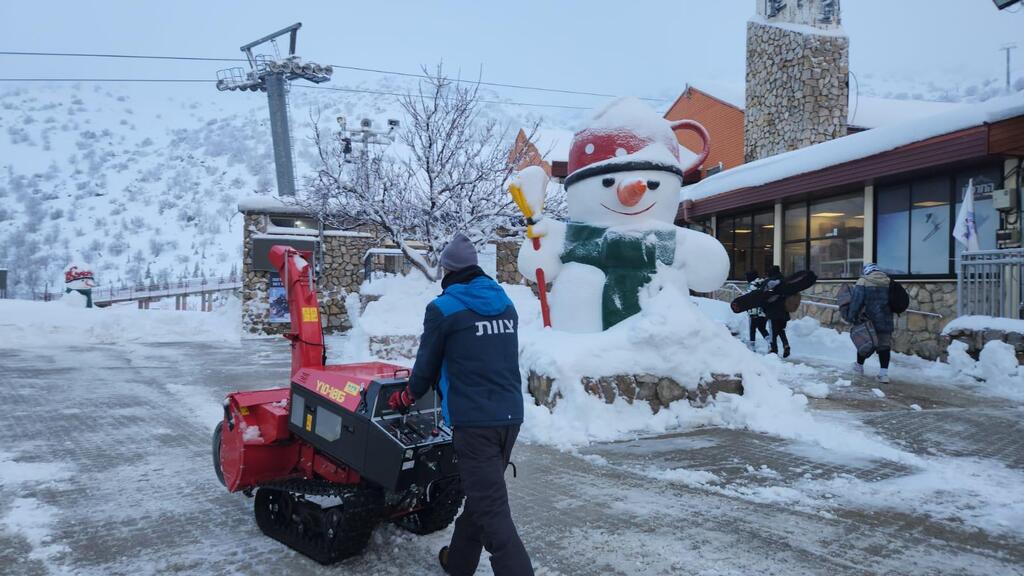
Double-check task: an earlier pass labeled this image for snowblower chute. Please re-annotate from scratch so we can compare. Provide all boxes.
[213,245,462,564]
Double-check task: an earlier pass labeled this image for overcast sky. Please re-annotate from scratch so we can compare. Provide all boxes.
[2,0,1021,109]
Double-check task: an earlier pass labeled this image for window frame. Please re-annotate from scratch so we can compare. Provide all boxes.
[872,162,1003,280]
[783,190,865,280]
[716,208,775,280]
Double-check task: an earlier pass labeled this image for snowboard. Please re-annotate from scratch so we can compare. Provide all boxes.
[730,270,818,313]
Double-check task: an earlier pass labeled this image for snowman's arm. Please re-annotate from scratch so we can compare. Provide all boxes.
[517,219,566,284]
[674,227,729,293]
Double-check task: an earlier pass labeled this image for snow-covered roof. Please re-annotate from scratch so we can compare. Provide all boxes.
[849,96,962,129]
[530,128,575,162]
[680,84,962,129]
[682,92,1024,203]
[238,196,313,215]
[749,14,846,38]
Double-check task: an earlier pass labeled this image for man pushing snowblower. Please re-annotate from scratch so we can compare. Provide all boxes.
[388,233,534,576]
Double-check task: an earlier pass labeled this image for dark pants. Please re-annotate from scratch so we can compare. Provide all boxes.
[447,425,533,576]
[748,316,768,343]
[770,318,789,351]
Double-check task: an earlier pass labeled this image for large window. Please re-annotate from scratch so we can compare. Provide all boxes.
[875,164,1001,277]
[717,210,774,279]
[783,193,864,278]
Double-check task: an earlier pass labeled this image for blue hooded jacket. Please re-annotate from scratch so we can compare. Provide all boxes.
[407,268,524,428]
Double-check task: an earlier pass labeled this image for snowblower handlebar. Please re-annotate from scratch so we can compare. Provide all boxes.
[268,245,325,375]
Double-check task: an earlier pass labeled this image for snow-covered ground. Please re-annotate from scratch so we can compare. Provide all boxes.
[1,280,1022,574]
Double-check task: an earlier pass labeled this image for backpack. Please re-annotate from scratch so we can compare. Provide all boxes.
[836,284,853,323]
[888,280,910,315]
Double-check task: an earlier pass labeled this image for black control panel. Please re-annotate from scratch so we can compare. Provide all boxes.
[289,377,458,493]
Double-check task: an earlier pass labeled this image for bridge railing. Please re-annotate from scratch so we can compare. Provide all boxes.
[32,276,241,305]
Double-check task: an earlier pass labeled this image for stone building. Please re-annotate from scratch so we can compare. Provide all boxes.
[744,0,848,162]
[238,198,375,335]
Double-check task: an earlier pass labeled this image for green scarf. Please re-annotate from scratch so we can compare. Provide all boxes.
[561,222,675,329]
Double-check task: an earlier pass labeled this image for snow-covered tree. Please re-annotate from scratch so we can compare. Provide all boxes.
[299,65,537,281]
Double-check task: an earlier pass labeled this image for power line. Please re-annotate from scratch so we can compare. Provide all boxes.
[0,77,592,110]
[0,50,670,103]
[293,83,592,110]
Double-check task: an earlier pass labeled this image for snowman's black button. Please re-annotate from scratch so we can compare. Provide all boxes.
[647,180,661,190]
[602,177,615,188]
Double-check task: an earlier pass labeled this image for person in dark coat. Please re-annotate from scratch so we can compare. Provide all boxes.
[744,270,769,347]
[847,262,894,383]
[388,233,533,576]
[761,265,791,358]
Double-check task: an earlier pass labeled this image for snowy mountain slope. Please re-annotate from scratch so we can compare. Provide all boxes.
[0,78,576,298]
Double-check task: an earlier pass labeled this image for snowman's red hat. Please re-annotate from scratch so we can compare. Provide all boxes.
[65,266,94,284]
[564,97,709,189]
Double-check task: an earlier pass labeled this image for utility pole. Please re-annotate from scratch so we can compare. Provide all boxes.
[216,23,332,196]
[1001,44,1017,91]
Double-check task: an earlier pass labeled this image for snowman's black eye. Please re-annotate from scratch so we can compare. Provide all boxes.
[647,180,660,190]
[602,177,615,188]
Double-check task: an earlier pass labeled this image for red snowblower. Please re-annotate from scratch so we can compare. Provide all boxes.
[212,245,463,564]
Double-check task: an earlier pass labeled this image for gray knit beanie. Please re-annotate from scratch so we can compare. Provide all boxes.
[439,233,478,272]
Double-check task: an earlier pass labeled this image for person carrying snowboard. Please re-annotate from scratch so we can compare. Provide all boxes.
[744,270,769,347]
[762,266,792,358]
[847,263,894,383]
[388,233,534,576]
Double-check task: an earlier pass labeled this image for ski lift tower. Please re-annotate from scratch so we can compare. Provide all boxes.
[216,23,332,196]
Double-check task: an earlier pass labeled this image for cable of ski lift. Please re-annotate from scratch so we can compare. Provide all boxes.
[0,50,671,103]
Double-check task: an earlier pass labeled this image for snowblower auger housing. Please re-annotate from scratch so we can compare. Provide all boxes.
[213,245,463,565]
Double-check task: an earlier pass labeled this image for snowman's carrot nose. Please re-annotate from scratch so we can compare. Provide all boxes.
[617,180,647,207]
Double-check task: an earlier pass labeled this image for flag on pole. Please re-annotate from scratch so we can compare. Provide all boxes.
[953,178,981,252]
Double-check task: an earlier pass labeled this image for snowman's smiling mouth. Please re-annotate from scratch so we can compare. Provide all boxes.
[600,202,656,216]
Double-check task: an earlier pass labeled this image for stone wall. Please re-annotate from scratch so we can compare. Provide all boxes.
[241,213,375,335]
[720,280,957,360]
[744,20,849,162]
[495,238,523,286]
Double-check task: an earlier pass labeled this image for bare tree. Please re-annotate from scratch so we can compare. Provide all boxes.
[298,64,539,281]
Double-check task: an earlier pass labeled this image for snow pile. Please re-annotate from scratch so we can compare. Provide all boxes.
[518,269,902,458]
[347,271,901,456]
[0,296,241,347]
[682,91,1024,201]
[359,273,440,337]
[947,340,1024,400]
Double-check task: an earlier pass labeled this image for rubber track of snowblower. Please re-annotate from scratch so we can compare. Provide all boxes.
[253,479,384,565]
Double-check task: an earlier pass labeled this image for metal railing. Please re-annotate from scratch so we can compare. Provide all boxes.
[957,248,1024,319]
[705,280,943,318]
[32,276,241,306]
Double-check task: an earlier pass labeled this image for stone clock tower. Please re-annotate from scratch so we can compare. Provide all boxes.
[744,0,849,162]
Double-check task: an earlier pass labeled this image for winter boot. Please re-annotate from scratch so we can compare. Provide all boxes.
[438,546,450,573]
[877,369,890,384]
[783,346,791,358]
[852,363,864,376]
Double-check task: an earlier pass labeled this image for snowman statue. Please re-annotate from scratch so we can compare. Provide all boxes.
[516,97,729,332]
[63,264,97,308]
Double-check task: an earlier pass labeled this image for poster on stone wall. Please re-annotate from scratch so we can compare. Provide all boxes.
[268,273,289,323]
